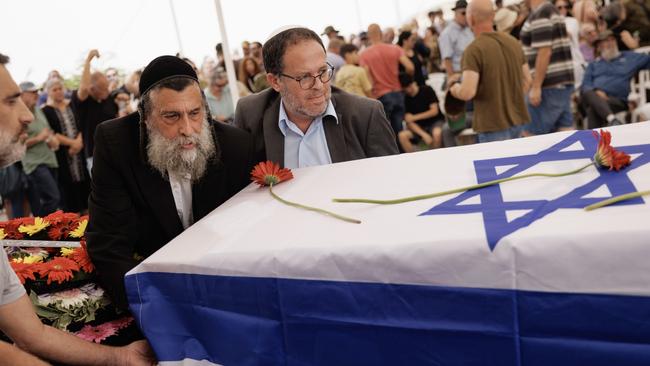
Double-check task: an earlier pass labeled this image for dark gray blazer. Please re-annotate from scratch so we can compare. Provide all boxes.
[233,86,398,166]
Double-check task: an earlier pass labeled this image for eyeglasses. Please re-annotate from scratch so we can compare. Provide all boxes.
[279,63,334,89]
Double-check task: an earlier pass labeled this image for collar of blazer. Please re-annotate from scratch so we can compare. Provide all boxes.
[262,87,348,167]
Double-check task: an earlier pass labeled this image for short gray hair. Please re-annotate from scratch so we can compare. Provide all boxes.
[45,78,64,92]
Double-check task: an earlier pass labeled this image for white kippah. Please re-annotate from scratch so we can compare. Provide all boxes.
[266,25,309,42]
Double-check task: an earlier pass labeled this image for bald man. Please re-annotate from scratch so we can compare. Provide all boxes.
[450,0,532,143]
[360,23,414,137]
[73,49,118,173]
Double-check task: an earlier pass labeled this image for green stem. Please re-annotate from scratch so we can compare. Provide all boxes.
[584,189,650,211]
[270,184,361,224]
[333,162,595,205]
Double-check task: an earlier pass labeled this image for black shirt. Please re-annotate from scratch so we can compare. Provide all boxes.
[405,85,443,127]
[71,90,118,158]
[400,53,427,86]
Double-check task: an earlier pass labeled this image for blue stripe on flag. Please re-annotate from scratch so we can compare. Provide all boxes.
[126,273,650,365]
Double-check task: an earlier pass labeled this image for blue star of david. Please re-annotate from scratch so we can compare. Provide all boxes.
[421,131,650,250]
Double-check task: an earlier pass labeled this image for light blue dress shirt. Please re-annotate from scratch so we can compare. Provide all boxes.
[438,20,474,73]
[278,100,337,169]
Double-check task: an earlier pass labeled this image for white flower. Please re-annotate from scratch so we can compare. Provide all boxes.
[79,283,105,301]
[52,288,88,309]
[37,293,55,306]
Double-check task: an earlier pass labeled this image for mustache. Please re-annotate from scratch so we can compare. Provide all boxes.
[174,134,199,146]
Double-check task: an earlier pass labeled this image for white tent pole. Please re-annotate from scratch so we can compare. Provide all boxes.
[394,0,402,27]
[168,0,185,55]
[355,0,364,32]
[213,0,239,110]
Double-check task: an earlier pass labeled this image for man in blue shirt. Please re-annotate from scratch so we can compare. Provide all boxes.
[438,0,474,85]
[234,27,398,169]
[580,30,650,128]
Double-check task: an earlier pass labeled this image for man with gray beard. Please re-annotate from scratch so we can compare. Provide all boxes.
[0,55,31,167]
[87,55,254,310]
[580,30,650,128]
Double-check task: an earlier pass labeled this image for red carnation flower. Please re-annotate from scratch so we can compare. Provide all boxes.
[593,129,631,171]
[251,161,293,186]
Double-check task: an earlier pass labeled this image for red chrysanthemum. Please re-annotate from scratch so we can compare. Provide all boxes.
[9,261,37,284]
[593,130,631,171]
[69,241,95,273]
[251,161,293,186]
[35,257,80,285]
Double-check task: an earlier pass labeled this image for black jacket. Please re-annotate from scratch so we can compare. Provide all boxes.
[86,112,254,309]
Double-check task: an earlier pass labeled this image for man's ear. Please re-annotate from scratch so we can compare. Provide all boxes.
[267,73,282,92]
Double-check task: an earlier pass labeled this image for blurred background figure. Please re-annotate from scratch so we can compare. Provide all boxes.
[326,38,346,77]
[423,26,443,73]
[19,81,61,217]
[397,30,427,86]
[554,0,586,88]
[41,78,90,214]
[335,43,373,97]
[238,56,265,93]
[250,41,264,71]
[205,67,234,124]
[383,27,396,44]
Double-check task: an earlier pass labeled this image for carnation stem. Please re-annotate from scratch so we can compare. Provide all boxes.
[333,162,595,205]
[584,189,650,211]
[270,184,361,224]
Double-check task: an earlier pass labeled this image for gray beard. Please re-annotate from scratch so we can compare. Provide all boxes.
[145,118,216,182]
[0,129,26,168]
[280,84,329,120]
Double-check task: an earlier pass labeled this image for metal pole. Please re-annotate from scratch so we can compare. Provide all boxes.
[168,0,185,55]
[213,0,239,110]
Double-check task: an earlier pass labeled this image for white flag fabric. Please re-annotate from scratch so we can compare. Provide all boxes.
[126,123,650,365]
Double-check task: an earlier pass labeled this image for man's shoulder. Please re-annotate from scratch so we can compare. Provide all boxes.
[237,88,278,109]
[235,88,280,128]
[95,113,139,144]
[212,120,251,143]
[331,87,380,111]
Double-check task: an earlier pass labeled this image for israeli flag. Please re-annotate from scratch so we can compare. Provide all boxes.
[126,122,650,365]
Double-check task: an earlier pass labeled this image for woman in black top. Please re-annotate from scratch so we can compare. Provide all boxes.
[41,78,90,214]
[397,30,427,86]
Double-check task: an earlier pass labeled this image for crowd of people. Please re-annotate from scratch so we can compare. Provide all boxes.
[1,0,650,363]
[2,0,650,223]
[2,0,650,221]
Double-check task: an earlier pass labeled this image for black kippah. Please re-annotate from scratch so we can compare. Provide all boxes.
[139,55,198,96]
